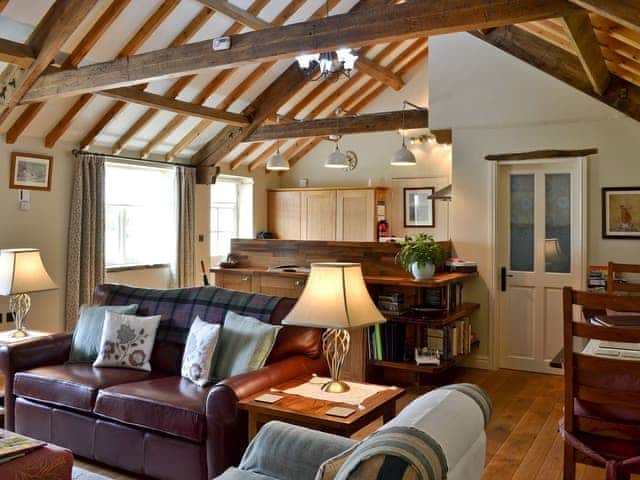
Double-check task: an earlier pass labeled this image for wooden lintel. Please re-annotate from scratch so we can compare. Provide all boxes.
[98,87,249,126]
[472,26,640,124]
[485,148,598,161]
[245,109,428,142]
[21,0,580,103]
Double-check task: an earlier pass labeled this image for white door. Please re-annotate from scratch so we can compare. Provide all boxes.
[497,159,584,374]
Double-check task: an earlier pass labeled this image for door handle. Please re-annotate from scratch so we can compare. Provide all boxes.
[501,267,514,292]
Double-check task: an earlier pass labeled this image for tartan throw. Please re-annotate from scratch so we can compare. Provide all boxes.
[439,383,493,428]
[93,284,283,345]
[332,426,448,480]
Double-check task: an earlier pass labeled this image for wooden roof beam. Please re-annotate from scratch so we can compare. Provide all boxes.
[355,55,405,90]
[569,0,640,34]
[245,109,427,141]
[6,0,132,145]
[561,12,610,95]
[0,0,99,126]
[45,0,181,149]
[472,26,640,123]
[0,39,34,68]
[99,87,249,125]
[21,0,580,103]
[196,0,270,30]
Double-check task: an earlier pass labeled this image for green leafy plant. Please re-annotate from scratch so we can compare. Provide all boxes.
[396,233,446,272]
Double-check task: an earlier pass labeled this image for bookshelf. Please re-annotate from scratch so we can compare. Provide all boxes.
[364,272,479,386]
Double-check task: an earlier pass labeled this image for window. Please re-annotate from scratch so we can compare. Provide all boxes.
[210,176,253,261]
[105,162,176,268]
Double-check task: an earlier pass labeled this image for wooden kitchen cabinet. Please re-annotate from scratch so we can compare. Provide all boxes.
[300,190,337,240]
[258,274,306,297]
[268,187,386,242]
[215,271,255,292]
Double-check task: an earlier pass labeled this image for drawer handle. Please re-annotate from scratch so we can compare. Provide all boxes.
[242,276,250,282]
[295,280,304,287]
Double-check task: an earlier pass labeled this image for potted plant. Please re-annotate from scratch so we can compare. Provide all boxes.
[396,233,446,281]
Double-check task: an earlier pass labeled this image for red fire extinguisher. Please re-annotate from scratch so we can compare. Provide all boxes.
[377,220,389,240]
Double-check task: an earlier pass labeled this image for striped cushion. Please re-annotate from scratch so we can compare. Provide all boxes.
[439,383,493,427]
[93,284,282,345]
[321,426,448,480]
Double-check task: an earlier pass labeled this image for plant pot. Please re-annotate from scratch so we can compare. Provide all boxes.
[411,262,435,281]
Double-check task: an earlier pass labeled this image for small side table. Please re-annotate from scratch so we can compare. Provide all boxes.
[238,376,404,440]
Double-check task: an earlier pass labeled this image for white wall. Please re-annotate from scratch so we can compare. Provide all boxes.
[430,33,640,367]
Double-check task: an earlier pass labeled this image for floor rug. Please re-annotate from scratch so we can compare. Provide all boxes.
[72,466,113,480]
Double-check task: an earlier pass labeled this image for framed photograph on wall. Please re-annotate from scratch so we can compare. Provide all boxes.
[602,186,640,239]
[404,187,435,227]
[10,152,53,191]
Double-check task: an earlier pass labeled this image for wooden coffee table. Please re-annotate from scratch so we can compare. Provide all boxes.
[238,376,404,440]
[0,430,73,480]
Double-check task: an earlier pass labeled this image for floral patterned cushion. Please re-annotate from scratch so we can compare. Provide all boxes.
[181,316,221,386]
[93,311,161,371]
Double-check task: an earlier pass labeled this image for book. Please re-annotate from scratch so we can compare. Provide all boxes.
[0,432,45,459]
[374,323,383,361]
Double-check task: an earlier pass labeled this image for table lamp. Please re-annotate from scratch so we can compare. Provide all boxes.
[0,249,57,338]
[282,263,385,393]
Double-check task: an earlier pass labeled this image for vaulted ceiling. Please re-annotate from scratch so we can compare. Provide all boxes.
[0,0,639,174]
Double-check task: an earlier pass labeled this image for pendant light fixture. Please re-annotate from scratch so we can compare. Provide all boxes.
[325,143,349,168]
[266,116,290,171]
[391,101,417,166]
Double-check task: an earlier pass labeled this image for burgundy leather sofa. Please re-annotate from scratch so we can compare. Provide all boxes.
[0,284,326,480]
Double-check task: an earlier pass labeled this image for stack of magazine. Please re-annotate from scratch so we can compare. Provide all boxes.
[0,431,45,464]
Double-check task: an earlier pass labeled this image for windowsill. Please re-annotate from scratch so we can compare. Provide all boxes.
[106,263,170,273]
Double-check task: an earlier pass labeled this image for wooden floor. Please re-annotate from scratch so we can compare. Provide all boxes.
[73,368,628,479]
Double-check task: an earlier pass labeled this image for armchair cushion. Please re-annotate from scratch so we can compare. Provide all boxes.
[237,421,356,480]
[94,376,210,442]
[13,364,160,412]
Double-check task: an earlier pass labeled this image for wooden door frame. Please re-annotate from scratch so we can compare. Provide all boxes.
[489,157,588,371]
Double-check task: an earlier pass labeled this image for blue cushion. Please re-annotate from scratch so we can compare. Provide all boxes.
[68,304,138,363]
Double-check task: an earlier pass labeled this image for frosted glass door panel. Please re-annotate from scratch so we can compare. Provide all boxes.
[510,174,535,272]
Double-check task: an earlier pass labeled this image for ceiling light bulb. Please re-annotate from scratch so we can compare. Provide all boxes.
[296,53,320,70]
[336,48,358,70]
[390,144,417,166]
[266,151,290,171]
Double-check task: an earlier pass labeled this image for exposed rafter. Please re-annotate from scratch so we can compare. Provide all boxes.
[0,0,99,126]
[0,39,34,68]
[561,12,610,95]
[355,55,405,90]
[0,0,8,15]
[244,110,429,142]
[472,26,640,122]
[569,0,640,34]
[196,0,270,30]
[20,0,580,103]
[6,0,132,145]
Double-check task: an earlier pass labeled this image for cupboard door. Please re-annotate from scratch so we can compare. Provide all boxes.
[268,191,301,240]
[336,189,376,241]
[301,190,337,240]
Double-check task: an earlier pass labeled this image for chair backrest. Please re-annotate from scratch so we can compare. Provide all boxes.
[607,262,640,294]
[563,287,640,443]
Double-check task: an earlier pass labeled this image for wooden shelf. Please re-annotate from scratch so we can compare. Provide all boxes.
[364,271,478,288]
[383,302,480,326]
[368,359,455,374]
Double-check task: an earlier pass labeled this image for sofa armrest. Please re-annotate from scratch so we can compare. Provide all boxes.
[235,421,356,480]
[204,355,327,477]
[0,333,73,431]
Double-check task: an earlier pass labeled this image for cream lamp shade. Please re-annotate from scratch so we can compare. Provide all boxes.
[0,249,57,295]
[282,263,385,329]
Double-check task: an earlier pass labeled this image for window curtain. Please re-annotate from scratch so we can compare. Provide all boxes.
[175,166,196,287]
[65,153,105,331]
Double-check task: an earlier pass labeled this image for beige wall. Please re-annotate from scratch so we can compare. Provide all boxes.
[279,60,454,239]
[0,138,74,333]
[429,33,640,368]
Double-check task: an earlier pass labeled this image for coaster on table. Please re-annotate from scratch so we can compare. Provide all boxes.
[326,406,356,418]
[254,393,283,404]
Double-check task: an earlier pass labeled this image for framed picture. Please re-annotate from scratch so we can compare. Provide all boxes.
[404,187,435,227]
[10,152,53,191]
[602,186,640,239]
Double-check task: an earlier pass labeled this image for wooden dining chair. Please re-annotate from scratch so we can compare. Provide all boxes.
[607,262,640,295]
[562,287,640,480]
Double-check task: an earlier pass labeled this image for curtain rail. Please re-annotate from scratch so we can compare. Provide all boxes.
[71,149,198,169]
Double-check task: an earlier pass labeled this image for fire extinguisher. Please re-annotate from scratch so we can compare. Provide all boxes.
[377,219,389,240]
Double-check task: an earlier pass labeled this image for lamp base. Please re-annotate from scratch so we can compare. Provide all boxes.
[10,328,28,339]
[321,379,350,393]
